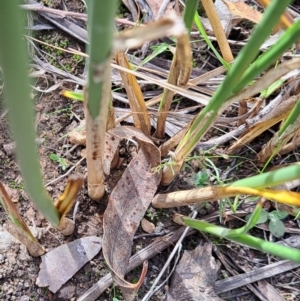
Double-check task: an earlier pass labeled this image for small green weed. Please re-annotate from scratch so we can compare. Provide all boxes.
[49,154,69,171]
[8,180,24,190]
[246,209,288,238]
[192,169,209,187]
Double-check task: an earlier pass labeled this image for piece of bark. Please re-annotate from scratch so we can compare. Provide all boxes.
[257,280,284,301]
[165,243,222,301]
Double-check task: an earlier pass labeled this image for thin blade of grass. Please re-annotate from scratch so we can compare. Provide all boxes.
[0,1,60,226]
[178,214,300,262]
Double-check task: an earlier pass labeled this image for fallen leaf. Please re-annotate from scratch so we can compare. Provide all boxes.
[102,126,161,300]
[222,0,262,24]
[165,244,221,301]
[36,236,102,293]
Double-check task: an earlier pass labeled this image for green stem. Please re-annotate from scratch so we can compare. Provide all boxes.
[183,216,300,262]
[86,0,118,119]
[228,164,300,189]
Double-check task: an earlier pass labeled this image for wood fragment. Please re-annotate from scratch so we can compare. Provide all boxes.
[214,260,300,294]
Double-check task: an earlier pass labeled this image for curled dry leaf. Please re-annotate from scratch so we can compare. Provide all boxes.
[113,14,187,51]
[54,175,84,219]
[102,126,161,300]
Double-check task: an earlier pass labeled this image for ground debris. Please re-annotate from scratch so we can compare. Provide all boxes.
[36,236,102,293]
[165,243,222,301]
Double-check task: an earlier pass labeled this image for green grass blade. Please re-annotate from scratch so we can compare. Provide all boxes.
[0,1,59,226]
[183,0,199,32]
[228,164,300,189]
[183,216,300,262]
[227,201,263,237]
[277,97,300,136]
[193,12,230,69]
[234,20,300,94]
[177,0,293,156]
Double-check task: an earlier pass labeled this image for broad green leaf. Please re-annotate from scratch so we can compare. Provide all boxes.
[269,210,289,220]
[246,210,269,224]
[269,218,285,238]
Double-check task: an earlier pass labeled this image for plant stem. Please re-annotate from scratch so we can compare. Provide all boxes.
[85,0,118,200]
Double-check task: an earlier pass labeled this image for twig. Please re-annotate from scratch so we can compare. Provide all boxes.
[21,0,139,26]
[141,210,198,301]
[214,260,300,294]
[157,0,171,19]
[45,157,85,187]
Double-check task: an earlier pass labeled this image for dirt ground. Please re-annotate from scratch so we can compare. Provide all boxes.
[1,0,300,300]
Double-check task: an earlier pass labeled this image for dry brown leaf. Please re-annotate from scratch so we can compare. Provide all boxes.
[165,244,221,301]
[257,107,300,162]
[54,175,83,219]
[115,51,151,135]
[227,95,297,154]
[36,236,102,293]
[144,0,175,19]
[0,181,43,256]
[222,0,262,24]
[227,116,284,154]
[102,126,161,300]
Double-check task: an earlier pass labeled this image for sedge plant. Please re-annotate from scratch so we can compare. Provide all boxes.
[161,0,300,184]
[0,1,83,233]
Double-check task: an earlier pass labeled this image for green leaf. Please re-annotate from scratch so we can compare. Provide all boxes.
[50,154,59,162]
[269,218,285,238]
[193,170,209,187]
[245,210,269,224]
[269,210,289,220]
